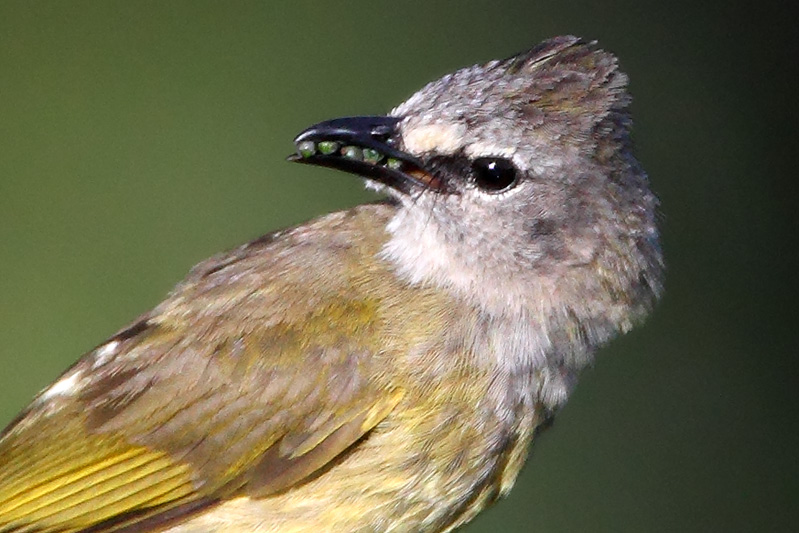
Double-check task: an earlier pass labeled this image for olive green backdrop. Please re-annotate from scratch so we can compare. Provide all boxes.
[0,2,794,532]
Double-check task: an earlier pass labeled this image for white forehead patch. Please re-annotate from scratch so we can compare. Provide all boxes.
[402,122,465,155]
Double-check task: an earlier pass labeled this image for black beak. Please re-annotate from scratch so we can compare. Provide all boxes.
[288,116,442,193]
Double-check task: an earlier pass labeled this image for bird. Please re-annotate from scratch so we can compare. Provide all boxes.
[0,36,663,533]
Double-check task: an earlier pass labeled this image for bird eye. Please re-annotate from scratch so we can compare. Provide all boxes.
[472,157,518,192]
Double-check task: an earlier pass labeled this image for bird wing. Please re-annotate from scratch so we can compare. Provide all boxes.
[0,235,405,533]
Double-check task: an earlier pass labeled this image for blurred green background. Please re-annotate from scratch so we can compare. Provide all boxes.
[0,1,794,532]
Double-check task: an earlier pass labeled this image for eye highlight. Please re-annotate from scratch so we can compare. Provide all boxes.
[471,157,518,192]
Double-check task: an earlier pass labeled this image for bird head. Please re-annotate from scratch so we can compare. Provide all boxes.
[292,36,663,332]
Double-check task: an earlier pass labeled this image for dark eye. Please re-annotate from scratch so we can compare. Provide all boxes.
[472,157,518,192]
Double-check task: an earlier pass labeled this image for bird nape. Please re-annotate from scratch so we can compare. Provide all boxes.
[0,36,662,533]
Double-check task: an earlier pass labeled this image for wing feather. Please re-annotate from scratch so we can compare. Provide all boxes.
[0,302,400,533]
[0,208,406,532]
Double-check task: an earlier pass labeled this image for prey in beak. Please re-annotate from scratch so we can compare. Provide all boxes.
[288,116,445,193]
